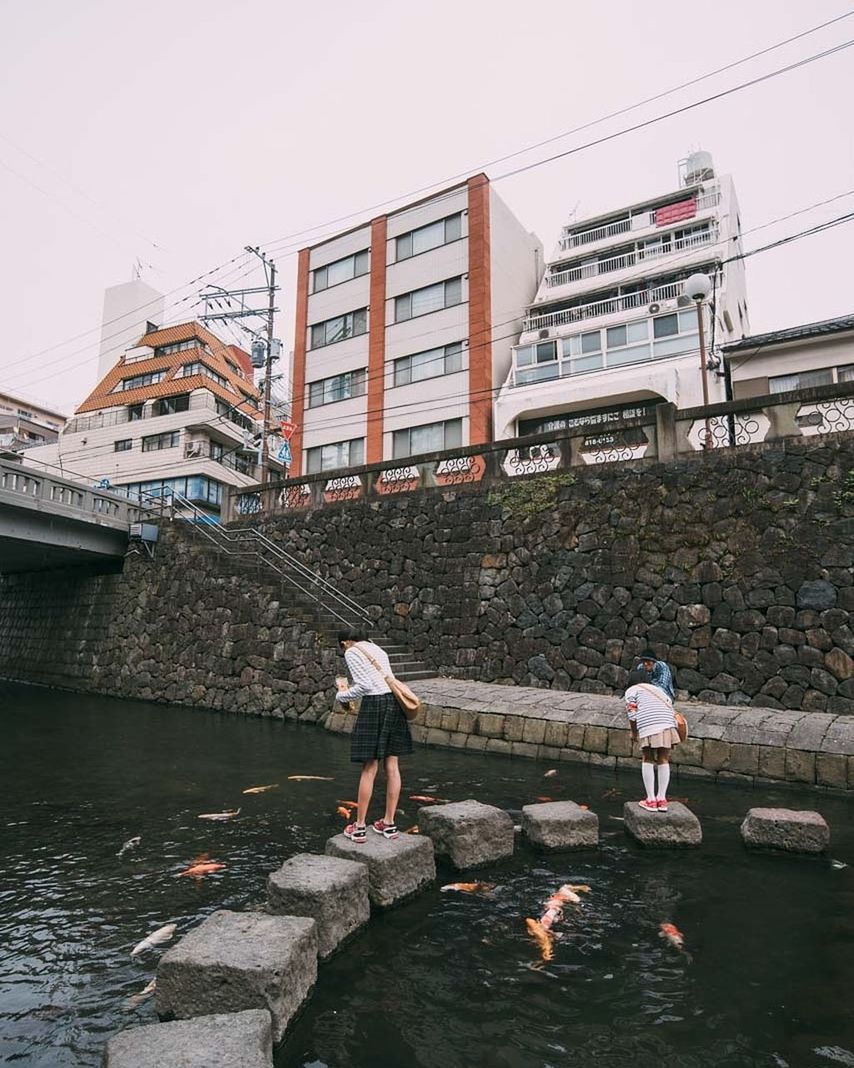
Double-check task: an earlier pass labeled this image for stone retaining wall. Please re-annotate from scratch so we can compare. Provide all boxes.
[325,679,854,791]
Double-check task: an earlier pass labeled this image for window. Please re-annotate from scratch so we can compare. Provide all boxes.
[515,340,557,368]
[307,368,367,408]
[114,439,132,452]
[153,394,190,416]
[154,339,208,358]
[653,314,680,338]
[394,277,463,322]
[394,342,464,386]
[396,213,463,261]
[216,400,253,431]
[142,430,180,452]
[127,403,144,421]
[305,437,365,473]
[312,250,369,292]
[17,408,33,418]
[116,370,165,391]
[839,365,854,382]
[392,418,462,459]
[118,476,223,507]
[769,369,834,394]
[581,331,602,354]
[309,308,368,350]
[176,362,229,387]
[210,442,224,462]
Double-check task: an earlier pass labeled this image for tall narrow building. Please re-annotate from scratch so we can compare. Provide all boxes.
[289,174,542,475]
[493,153,749,441]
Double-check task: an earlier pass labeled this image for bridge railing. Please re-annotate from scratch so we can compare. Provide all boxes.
[221,380,854,523]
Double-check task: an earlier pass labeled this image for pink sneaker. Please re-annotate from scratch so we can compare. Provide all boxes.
[372,819,399,840]
[657,800,669,812]
[343,823,366,843]
[638,799,658,811]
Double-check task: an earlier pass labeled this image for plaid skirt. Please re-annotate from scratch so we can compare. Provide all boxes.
[350,692,413,763]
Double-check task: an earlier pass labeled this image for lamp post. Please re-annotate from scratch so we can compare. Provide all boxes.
[684,272,713,448]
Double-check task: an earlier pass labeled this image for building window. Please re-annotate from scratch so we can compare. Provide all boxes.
[210,441,224,461]
[394,277,463,323]
[309,308,368,350]
[393,342,464,386]
[114,439,132,452]
[17,408,33,418]
[769,368,834,394]
[176,362,229,387]
[307,368,367,408]
[153,394,190,416]
[127,403,144,420]
[118,475,223,507]
[653,313,680,338]
[396,214,463,261]
[142,430,180,452]
[117,370,165,391]
[153,339,208,358]
[216,400,253,431]
[305,437,365,473]
[312,250,370,292]
[515,340,557,368]
[839,364,854,382]
[392,418,462,459]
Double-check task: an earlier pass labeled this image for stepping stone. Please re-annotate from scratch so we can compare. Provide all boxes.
[267,853,369,959]
[740,807,829,854]
[104,1009,272,1068]
[417,799,514,869]
[155,911,316,1043]
[325,832,435,908]
[521,801,599,851]
[622,801,702,848]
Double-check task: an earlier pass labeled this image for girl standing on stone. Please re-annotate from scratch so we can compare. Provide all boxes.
[624,681,680,811]
[335,628,413,843]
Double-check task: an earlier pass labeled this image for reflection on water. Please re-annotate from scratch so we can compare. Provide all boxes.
[1,682,853,1068]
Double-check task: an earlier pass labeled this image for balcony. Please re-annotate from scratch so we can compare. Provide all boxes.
[65,393,258,436]
[545,225,717,290]
[558,190,721,253]
[184,441,259,479]
[524,279,689,334]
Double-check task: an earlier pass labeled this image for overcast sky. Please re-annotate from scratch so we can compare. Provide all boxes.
[1,0,852,415]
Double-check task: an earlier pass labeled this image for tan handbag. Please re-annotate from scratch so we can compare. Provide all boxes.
[352,643,422,721]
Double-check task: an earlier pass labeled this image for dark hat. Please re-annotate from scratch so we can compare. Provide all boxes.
[637,649,657,662]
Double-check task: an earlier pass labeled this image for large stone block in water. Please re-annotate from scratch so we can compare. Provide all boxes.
[325,832,435,907]
[155,910,316,1043]
[267,853,369,959]
[104,1009,273,1068]
[740,807,829,854]
[622,801,702,848]
[521,801,599,851]
[417,799,514,868]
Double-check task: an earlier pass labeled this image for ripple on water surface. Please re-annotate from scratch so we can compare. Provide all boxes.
[1,683,854,1068]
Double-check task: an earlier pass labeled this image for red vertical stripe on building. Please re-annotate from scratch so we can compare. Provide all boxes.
[467,174,492,445]
[289,248,311,475]
[366,216,388,464]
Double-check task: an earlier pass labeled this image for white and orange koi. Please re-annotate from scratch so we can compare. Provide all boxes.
[242,784,278,794]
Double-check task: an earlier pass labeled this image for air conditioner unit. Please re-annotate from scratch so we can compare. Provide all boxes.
[185,442,202,457]
[676,294,693,308]
[538,328,551,339]
[648,302,661,315]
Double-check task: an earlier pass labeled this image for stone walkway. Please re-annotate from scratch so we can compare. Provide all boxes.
[325,678,854,791]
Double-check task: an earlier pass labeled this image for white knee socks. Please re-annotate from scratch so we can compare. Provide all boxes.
[641,762,656,801]
[656,762,671,801]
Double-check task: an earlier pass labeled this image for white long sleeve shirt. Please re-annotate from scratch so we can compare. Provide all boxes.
[337,642,393,702]
[625,683,677,741]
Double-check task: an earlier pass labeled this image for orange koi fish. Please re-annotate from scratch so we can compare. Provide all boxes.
[405,825,420,834]
[336,806,352,819]
[539,883,591,928]
[525,918,554,961]
[409,795,450,804]
[659,922,685,951]
[123,978,156,1010]
[242,784,278,794]
[337,800,358,807]
[535,796,554,802]
[440,882,495,894]
[178,854,226,878]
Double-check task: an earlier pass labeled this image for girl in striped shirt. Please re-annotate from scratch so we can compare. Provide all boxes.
[624,682,681,811]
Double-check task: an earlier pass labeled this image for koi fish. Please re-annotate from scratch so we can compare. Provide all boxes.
[336,806,352,819]
[198,809,240,821]
[337,800,358,807]
[441,882,495,895]
[539,883,592,927]
[242,784,278,794]
[405,825,420,834]
[659,922,685,951]
[130,924,176,958]
[525,918,554,961]
[579,804,589,811]
[287,775,334,782]
[117,836,141,857]
[409,795,450,804]
[123,978,156,1010]
[178,861,226,879]
[544,769,558,778]
[535,796,554,802]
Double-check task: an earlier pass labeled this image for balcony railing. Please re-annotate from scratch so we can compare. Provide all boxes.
[558,190,721,251]
[546,227,717,289]
[65,393,258,435]
[524,280,685,333]
[184,441,259,479]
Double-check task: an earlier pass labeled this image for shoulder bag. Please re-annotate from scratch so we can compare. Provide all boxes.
[634,683,688,742]
[352,643,422,722]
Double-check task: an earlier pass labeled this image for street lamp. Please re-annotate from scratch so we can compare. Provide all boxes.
[684,272,713,447]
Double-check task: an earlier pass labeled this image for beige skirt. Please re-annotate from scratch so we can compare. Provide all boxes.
[640,728,681,750]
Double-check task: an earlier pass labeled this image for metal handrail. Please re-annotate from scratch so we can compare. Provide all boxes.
[169,491,373,628]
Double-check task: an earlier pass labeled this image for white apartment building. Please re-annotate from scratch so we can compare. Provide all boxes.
[493,152,749,441]
[0,390,66,451]
[290,174,542,474]
[25,321,280,515]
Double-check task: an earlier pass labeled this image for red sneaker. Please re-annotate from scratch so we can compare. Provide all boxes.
[344,823,366,843]
[372,819,399,840]
[657,800,669,812]
[638,799,658,811]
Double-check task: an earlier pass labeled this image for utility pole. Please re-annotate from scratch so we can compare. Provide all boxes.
[260,256,276,484]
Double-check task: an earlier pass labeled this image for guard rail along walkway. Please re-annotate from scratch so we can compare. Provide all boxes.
[223,380,854,522]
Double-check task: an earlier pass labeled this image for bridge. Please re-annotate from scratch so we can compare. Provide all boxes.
[0,457,144,572]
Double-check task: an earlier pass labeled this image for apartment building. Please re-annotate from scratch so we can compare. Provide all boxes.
[25,321,280,514]
[493,152,749,441]
[0,390,66,451]
[724,314,854,398]
[289,174,542,474]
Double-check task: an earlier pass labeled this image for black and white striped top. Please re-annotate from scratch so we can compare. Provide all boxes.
[625,683,677,740]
